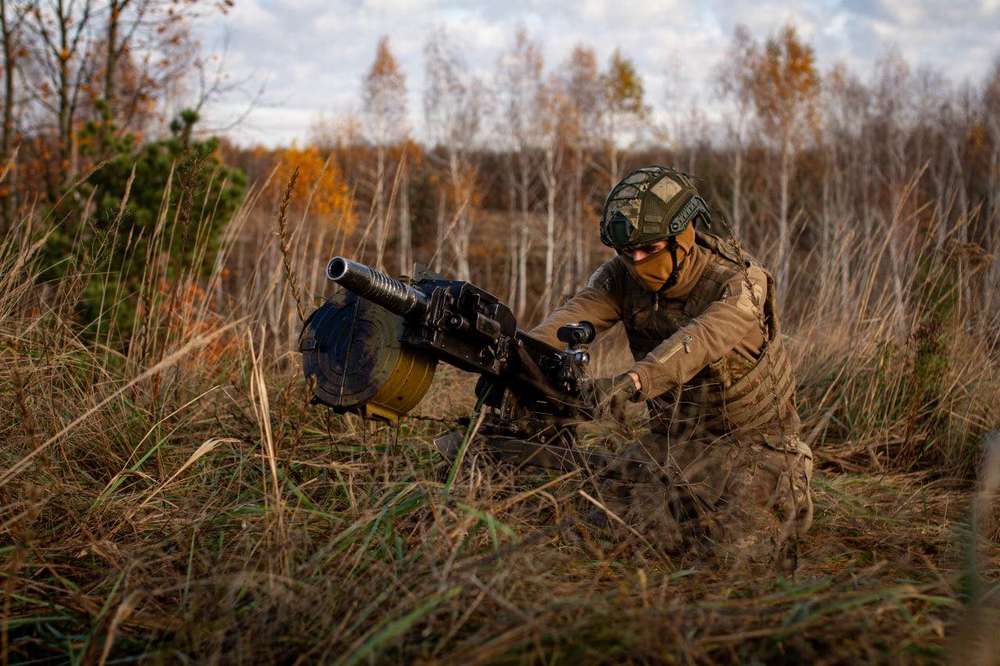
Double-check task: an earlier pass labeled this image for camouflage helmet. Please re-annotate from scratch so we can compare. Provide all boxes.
[600,166,711,250]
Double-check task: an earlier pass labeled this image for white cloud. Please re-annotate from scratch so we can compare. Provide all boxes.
[363,0,439,11]
[192,0,1000,147]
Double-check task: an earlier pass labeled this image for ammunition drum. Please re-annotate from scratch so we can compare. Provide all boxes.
[299,296,436,423]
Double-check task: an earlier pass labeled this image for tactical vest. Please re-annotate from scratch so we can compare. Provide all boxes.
[618,233,800,448]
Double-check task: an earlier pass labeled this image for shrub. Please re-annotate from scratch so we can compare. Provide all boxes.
[44,110,246,345]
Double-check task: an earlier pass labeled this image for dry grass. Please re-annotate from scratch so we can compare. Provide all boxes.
[1,175,998,664]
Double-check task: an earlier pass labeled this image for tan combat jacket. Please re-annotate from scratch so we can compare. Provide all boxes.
[530,232,801,449]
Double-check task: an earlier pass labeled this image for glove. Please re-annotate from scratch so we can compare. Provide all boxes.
[581,372,639,421]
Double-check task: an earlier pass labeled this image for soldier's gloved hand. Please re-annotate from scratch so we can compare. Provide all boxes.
[581,372,640,421]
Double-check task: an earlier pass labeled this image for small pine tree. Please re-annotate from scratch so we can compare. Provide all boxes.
[45,110,247,344]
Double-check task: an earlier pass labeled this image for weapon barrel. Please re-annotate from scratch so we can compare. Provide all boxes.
[326,257,428,316]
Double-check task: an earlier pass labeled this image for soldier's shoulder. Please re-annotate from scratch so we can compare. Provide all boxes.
[686,233,771,316]
[696,230,743,266]
[586,256,628,293]
[721,264,768,312]
[696,230,776,279]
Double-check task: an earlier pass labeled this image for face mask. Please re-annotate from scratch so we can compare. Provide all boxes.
[624,225,696,292]
[628,248,682,292]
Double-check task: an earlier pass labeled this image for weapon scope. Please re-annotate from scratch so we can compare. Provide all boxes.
[326,256,428,316]
[557,321,596,348]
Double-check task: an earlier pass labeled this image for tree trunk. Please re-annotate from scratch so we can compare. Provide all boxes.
[777,135,792,295]
[730,146,742,237]
[608,141,619,189]
[398,162,410,275]
[105,0,119,112]
[950,137,969,243]
[506,171,517,305]
[517,219,528,320]
[373,145,386,269]
[573,146,586,291]
[0,0,16,230]
[448,150,471,281]
[516,153,530,319]
[542,145,557,312]
[433,186,445,273]
[56,0,77,185]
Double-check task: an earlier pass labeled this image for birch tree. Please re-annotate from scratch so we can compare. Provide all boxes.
[423,30,481,281]
[747,24,819,294]
[715,25,755,237]
[494,27,543,317]
[822,62,870,303]
[559,44,601,293]
[25,0,95,188]
[362,35,407,270]
[600,49,647,187]
[537,79,569,311]
[0,0,25,229]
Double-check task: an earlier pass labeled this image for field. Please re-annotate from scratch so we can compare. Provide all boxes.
[2,179,999,665]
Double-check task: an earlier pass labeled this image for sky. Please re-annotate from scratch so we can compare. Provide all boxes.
[194,0,1000,147]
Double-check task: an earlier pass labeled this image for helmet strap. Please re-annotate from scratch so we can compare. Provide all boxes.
[658,236,683,293]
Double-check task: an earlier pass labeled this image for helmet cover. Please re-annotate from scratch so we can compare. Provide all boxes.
[600,166,710,250]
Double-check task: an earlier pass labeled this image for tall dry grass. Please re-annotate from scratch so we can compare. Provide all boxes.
[0,165,998,663]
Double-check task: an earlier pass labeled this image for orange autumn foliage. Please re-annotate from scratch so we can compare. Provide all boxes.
[274,146,355,230]
[157,280,234,369]
[749,24,820,142]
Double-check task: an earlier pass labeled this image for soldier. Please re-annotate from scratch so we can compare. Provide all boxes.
[529,166,813,566]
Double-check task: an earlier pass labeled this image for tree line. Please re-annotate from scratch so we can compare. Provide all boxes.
[226,25,1000,327]
[2,9,998,330]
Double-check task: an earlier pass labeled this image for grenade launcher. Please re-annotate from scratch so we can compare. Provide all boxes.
[299,257,614,471]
